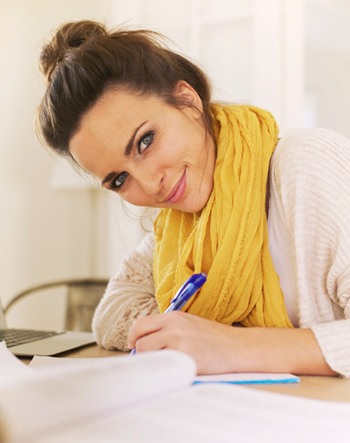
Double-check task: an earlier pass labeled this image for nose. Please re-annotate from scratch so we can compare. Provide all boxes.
[134,166,163,196]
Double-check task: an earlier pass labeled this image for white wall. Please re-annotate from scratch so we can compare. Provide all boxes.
[305,0,350,138]
[0,0,126,317]
[0,0,154,327]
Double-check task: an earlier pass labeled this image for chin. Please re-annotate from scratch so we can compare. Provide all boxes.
[179,199,207,214]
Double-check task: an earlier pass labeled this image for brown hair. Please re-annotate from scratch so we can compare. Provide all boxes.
[37,20,213,158]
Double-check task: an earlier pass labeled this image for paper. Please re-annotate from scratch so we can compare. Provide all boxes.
[0,347,195,443]
[30,355,115,368]
[0,346,349,443]
[29,383,350,443]
[31,355,300,385]
[0,342,33,382]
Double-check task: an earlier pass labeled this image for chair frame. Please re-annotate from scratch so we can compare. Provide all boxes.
[4,278,109,332]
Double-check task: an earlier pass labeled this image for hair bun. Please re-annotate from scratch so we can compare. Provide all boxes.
[39,20,107,82]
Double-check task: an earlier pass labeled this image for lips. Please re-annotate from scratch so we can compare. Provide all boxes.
[164,170,187,204]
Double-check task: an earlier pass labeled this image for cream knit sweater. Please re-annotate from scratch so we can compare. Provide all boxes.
[92,128,350,377]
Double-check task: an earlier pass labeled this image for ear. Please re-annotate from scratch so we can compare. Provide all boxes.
[172,80,203,115]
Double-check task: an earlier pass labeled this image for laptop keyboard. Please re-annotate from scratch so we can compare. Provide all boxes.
[0,328,63,348]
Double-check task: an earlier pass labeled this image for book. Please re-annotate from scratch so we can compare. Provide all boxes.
[0,342,350,443]
[0,342,195,443]
[29,354,300,384]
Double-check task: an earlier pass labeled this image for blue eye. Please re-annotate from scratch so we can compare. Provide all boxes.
[112,171,129,190]
[138,131,154,154]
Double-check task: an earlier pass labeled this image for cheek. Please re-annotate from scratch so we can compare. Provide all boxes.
[120,184,149,206]
[163,138,192,165]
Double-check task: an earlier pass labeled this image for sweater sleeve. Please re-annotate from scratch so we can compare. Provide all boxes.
[92,232,158,351]
[272,128,350,377]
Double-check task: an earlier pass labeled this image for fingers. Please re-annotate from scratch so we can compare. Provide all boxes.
[127,311,186,352]
[127,312,239,374]
[127,313,165,351]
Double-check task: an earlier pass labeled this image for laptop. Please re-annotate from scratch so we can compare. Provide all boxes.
[0,301,95,357]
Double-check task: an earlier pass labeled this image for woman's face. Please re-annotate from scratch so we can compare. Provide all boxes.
[69,82,216,213]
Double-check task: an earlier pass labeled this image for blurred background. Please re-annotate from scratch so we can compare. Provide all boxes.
[1,0,349,329]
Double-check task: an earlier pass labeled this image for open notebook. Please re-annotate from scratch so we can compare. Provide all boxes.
[0,299,95,356]
[0,345,348,443]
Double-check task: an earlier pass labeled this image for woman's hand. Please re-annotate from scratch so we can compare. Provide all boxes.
[128,311,240,374]
[127,311,336,376]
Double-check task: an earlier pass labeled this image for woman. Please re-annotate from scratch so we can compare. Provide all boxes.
[37,20,350,376]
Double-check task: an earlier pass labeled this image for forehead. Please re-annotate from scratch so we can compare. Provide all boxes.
[73,89,158,146]
[69,89,163,174]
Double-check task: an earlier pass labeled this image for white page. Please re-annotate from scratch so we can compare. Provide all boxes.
[0,350,196,443]
[2,348,350,443]
[31,355,299,384]
[0,342,32,382]
[35,383,350,443]
[30,355,115,368]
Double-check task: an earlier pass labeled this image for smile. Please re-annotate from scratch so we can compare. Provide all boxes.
[164,170,187,204]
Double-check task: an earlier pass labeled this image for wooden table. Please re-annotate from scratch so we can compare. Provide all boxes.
[21,344,350,403]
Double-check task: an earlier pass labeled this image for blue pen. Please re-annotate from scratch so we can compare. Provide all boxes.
[130,272,207,355]
[164,273,207,313]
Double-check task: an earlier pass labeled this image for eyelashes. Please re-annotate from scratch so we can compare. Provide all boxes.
[111,130,155,191]
[111,171,129,189]
[137,131,154,155]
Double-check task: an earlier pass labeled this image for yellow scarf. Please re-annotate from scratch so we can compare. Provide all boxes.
[153,104,292,328]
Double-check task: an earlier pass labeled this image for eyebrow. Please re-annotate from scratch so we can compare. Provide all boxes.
[101,121,147,186]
